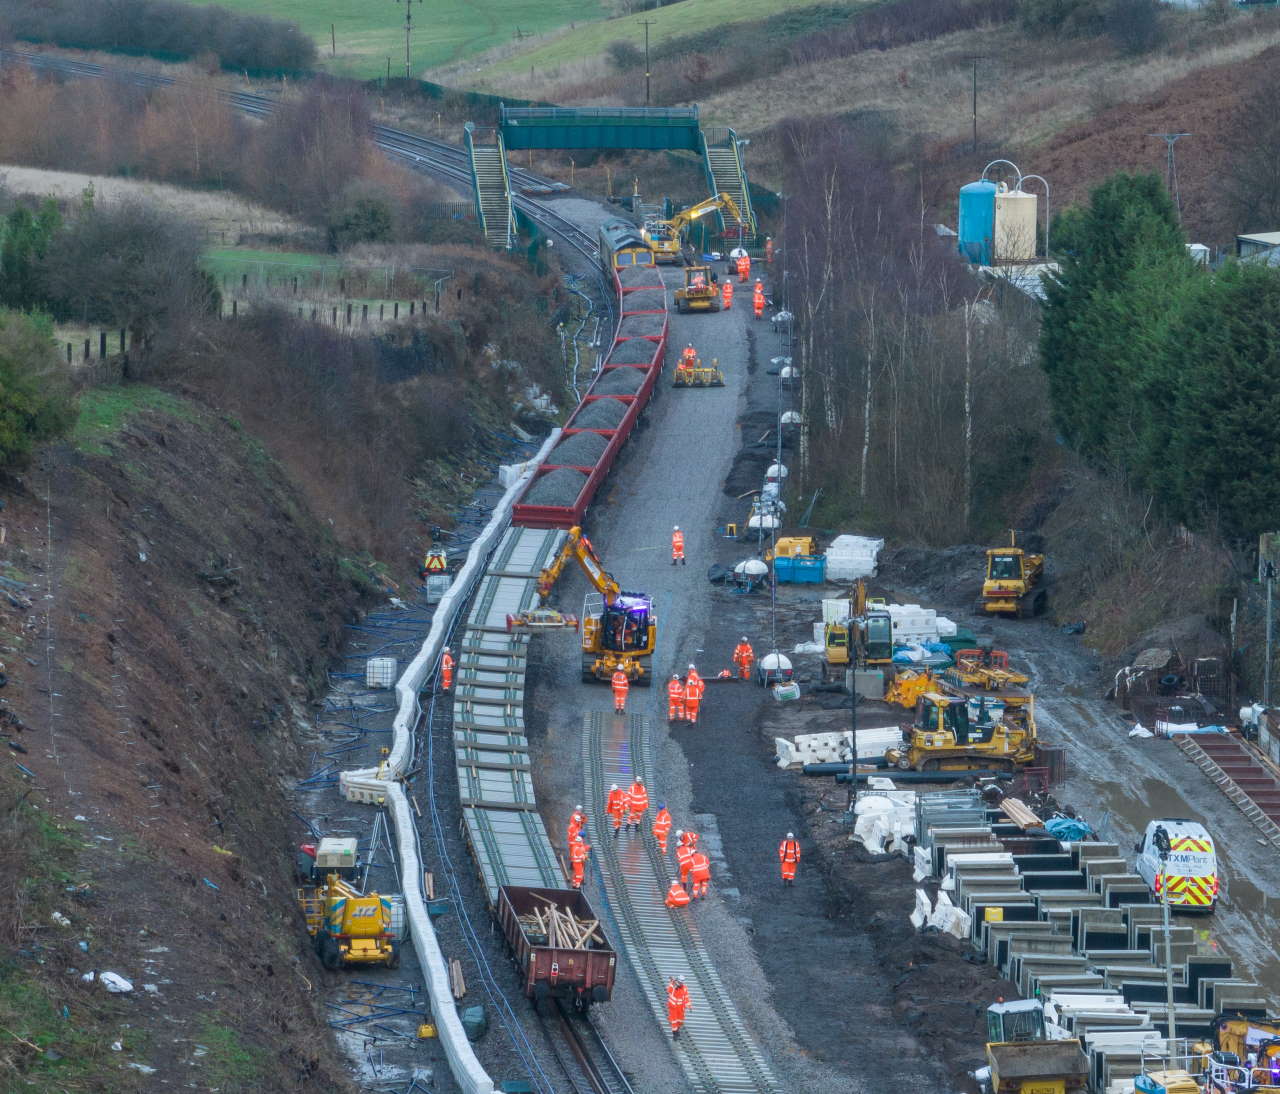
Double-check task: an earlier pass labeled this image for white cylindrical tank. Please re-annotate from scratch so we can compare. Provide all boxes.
[994,185,1037,263]
[766,463,789,482]
[781,410,802,425]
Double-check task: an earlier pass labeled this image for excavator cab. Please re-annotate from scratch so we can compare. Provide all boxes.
[987,552,1023,581]
[601,593,653,654]
[862,611,893,664]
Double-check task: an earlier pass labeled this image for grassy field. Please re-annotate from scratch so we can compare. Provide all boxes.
[434,0,858,85]
[176,0,606,78]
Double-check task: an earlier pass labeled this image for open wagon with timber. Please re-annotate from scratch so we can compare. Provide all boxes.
[497,885,617,1012]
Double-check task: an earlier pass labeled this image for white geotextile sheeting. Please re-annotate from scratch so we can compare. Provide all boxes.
[852,788,916,855]
[340,429,560,1094]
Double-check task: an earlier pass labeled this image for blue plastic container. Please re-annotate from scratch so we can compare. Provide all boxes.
[775,555,827,584]
[958,180,997,265]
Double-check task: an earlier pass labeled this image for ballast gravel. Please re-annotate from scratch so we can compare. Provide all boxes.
[607,339,659,365]
[549,430,609,468]
[523,467,588,507]
[591,368,646,396]
[572,399,629,430]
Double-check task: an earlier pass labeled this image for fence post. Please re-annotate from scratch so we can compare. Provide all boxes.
[66,343,72,364]
[242,273,248,290]
[119,329,126,353]
[340,277,346,294]
[394,302,399,319]
[379,304,384,321]
[362,304,368,324]
[410,301,415,316]
[293,276,298,295]
[99,331,107,359]
[83,339,90,361]
[232,299,238,317]
[346,304,352,325]
[311,308,317,321]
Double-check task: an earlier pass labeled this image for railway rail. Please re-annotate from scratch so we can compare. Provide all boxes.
[547,999,636,1094]
[582,711,782,1094]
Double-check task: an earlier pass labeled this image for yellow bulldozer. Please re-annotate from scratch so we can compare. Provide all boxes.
[982,531,1047,618]
[885,691,1037,773]
[296,838,399,970]
[537,526,657,685]
[674,264,721,313]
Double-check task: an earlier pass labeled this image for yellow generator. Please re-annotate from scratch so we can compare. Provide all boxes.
[296,839,398,970]
[885,692,1036,773]
[982,532,1046,617]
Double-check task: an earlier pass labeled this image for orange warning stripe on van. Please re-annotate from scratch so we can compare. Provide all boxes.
[1169,836,1213,853]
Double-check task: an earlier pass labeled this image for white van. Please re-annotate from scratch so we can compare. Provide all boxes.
[1134,819,1218,913]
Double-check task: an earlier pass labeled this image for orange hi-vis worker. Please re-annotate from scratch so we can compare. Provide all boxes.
[627,777,649,830]
[753,280,765,319]
[567,805,586,846]
[733,637,755,680]
[671,526,685,565]
[721,279,733,310]
[665,880,691,908]
[569,837,591,889]
[667,675,686,721]
[689,850,711,898]
[606,783,628,836]
[667,977,691,1038]
[680,828,699,851]
[684,665,705,725]
[440,647,454,690]
[680,344,697,367]
[765,236,775,264]
[675,835,694,885]
[779,832,801,885]
[653,804,672,852]
[611,668,630,713]
[736,253,750,282]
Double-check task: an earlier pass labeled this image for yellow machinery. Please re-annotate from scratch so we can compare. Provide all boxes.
[643,192,744,263]
[537,526,656,685]
[940,647,1038,741]
[885,691,1037,773]
[674,265,720,313]
[673,352,725,387]
[983,1000,1089,1094]
[983,531,1047,617]
[296,839,398,970]
[767,536,818,561]
[1202,1016,1280,1092]
[825,578,892,672]
[884,668,935,708]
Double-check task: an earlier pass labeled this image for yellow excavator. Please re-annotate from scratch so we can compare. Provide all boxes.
[643,191,745,264]
[885,691,1037,773]
[982,531,1047,618]
[824,578,893,673]
[538,526,657,685]
[296,838,398,970]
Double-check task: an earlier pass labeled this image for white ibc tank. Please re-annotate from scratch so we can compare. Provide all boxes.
[994,185,1037,263]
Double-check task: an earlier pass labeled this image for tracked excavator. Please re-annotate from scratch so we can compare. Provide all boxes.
[537,526,657,685]
[643,191,745,264]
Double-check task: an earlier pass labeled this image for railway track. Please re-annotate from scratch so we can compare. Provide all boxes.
[582,711,782,1094]
[546,1000,636,1094]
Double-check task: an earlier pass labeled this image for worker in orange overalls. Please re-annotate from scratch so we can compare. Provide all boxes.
[675,833,693,886]
[680,828,699,851]
[606,783,628,838]
[684,664,705,725]
[736,253,750,283]
[611,667,630,714]
[667,675,685,722]
[652,803,672,853]
[671,525,685,565]
[753,279,765,320]
[765,236,774,264]
[732,637,755,680]
[779,832,801,886]
[667,977,691,1038]
[665,880,690,908]
[567,804,585,846]
[569,836,591,889]
[721,279,733,310]
[689,849,711,899]
[440,646,454,690]
[627,777,649,831]
[680,343,697,367]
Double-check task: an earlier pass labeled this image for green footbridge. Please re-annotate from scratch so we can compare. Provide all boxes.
[464,105,757,249]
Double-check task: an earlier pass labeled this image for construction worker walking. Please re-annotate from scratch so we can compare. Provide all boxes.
[665,880,691,908]
[440,647,454,690]
[652,803,672,853]
[753,279,766,320]
[667,977,691,1038]
[765,236,774,264]
[732,637,755,680]
[567,804,585,846]
[606,783,628,837]
[720,279,733,310]
[627,777,649,831]
[689,849,711,898]
[611,667,630,713]
[684,665,705,725]
[736,252,750,283]
[667,674,686,722]
[675,834,693,886]
[671,526,685,565]
[569,836,591,889]
[779,832,801,886]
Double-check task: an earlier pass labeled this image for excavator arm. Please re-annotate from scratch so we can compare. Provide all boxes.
[537,526,622,603]
[664,192,744,235]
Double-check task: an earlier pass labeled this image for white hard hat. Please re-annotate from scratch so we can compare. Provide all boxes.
[742,636,749,643]
[673,525,680,531]
[787,832,794,839]
[675,829,683,837]
[688,663,696,670]
[635,777,643,784]
[576,804,583,811]
[672,674,680,680]
[611,783,618,791]
[443,646,451,652]
[678,977,685,984]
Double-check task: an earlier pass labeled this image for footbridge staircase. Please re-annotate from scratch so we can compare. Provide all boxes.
[465,123,516,250]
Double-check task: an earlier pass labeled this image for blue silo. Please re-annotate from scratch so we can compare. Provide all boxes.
[958,180,997,265]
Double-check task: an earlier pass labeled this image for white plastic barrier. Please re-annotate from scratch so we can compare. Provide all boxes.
[340,429,561,1094]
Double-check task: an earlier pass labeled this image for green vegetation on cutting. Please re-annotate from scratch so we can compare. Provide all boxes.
[202,247,337,276]
[71,386,195,455]
[194,1019,267,1087]
[476,0,864,78]
[173,0,607,77]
